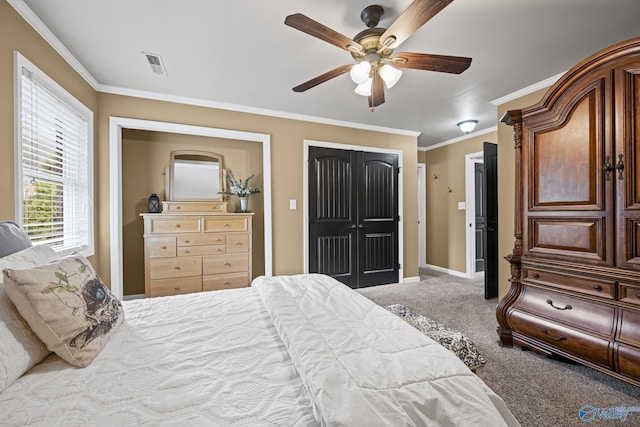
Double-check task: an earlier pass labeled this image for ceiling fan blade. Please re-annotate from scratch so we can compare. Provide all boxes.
[292,64,353,92]
[391,52,472,74]
[380,0,454,49]
[285,13,364,54]
[369,72,385,108]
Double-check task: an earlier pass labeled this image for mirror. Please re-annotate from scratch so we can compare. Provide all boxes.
[167,150,225,201]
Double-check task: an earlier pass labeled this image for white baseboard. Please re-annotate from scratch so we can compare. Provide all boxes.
[123,294,145,301]
[423,264,470,279]
[402,276,420,284]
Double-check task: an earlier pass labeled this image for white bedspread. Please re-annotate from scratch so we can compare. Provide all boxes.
[0,274,519,426]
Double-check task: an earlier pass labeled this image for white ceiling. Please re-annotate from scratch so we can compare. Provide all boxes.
[18,0,640,147]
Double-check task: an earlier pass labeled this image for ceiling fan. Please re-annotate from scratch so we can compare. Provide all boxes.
[284,0,472,110]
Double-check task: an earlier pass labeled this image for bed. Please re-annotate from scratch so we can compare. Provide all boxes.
[0,223,519,426]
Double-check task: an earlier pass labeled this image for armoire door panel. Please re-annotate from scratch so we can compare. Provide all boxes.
[617,65,640,270]
[531,91,600,210]
[528,217,605,261]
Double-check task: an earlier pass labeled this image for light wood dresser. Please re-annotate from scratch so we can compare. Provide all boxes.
[141,210,253,297]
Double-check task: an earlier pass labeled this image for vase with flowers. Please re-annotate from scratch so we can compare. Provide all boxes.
[218,170,260,213]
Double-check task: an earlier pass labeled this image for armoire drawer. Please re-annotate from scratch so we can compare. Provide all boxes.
[618,309,640,347]
[509,310,611,367]
[616,343,640,379]
[619,283,640,307]
[514,286,615,336]
[202,253,249,275]
[149,256,202,279]
[163,202,225,213]
[149,276,202,297]
[203,272,249,291]
[523,268,615,299]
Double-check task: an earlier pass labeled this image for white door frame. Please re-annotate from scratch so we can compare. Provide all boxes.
[417,163,426,268]
[109,117,272,300]
[465,151,484,279]
[303,140,404,283]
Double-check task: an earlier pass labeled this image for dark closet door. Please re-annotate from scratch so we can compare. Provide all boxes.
[309,147,399,288]
[474,162,486,272]
[483,142,498,299]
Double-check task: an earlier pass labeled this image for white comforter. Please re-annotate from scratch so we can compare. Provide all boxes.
[0,274,519,426]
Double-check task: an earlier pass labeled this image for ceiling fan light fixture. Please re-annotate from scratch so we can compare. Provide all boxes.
[457,120,478,133]
[355,78,373,96]
[379,64,402,88]
[350,60,371,84]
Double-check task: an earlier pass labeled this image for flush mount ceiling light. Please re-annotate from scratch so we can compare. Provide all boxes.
[457,120,478,133]
[285,1,472,111]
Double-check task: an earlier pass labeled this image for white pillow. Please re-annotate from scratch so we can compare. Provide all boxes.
[0,245,59,392]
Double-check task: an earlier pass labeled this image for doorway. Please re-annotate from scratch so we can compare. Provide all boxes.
[307,146,399,288]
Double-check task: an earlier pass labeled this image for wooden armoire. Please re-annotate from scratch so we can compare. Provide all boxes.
[497,37,640,386]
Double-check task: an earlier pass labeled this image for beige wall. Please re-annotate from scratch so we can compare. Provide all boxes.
[0,0,98,261]
[1,1,419,290]
[97,95,419,286]
[418,133,497,274]
[121,130,265,295]
[496,88,549,298]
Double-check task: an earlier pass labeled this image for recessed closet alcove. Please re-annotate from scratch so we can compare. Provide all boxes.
[121,129,264,296]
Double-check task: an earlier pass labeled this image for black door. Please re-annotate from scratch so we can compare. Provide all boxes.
[483,142,498,299]
[474,162,486,272]
[309,147,399,288]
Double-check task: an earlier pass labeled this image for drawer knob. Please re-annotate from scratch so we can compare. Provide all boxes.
[532,273,540,279]
[185,250,190,254]
[217,249,223,252]
[541,328,567,341]
[176,224,181,228]
[235,242,242,246]
[224,223,230,227]
[161,246,167,249]
[174,287,180,291]
[224,282,231,286]
[593,285,602,291]
[174,266,181,270]
[546,299,572,311]
[184,240,190,244]
[224,262,232,267]
[636,292,640,299]
[176,206,181,210]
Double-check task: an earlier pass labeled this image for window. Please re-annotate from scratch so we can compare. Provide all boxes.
[15,52,94,256]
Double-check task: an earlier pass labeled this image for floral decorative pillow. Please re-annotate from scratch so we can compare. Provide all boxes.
[3,255,124,367]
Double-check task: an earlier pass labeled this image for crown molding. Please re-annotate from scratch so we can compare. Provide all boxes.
[418,126,497,152]
[8,0,100,90]
[490,71,565,106]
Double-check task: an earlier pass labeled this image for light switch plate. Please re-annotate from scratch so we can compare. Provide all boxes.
[458,202,466,210]
[289,199,297,210]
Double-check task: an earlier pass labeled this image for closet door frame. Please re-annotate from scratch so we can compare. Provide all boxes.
[303,140,404,283]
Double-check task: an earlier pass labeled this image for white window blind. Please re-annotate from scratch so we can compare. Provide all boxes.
[16,53,94,256]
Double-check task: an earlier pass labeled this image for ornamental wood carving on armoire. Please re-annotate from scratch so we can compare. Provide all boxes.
[497,37,640,386]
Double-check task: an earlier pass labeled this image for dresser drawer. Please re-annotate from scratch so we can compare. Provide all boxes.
[149,276,202,297]
[203,217,248,232]
[524,268,615,299]
[203,272,249,291]
[619,283,640,306]
[150,218,200,234]
[202,253,249,275]
[226,234,249,253]
[150,256,202,279]
[509,310,611,367]
[162,202,226,213]
[618,309,640,347]
[176,234,224,246]
[147,237,176,258]
[515,286,615,336]
[178,245,225,256]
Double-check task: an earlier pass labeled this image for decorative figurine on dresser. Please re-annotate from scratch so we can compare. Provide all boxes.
[141,150,253,298]
[497,37,640,386]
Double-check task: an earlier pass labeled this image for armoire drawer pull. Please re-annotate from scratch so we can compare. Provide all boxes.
[593,285,602,291]
[224,262,232,267]
[636,293,640,299]
[546,299,572,310]
[541,328,567,341]
[532,273,540,279]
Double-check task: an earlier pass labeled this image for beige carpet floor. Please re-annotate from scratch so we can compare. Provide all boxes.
[357,269,640,427]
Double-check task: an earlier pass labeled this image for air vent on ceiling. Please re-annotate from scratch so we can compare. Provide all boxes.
[143,52,168,76]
